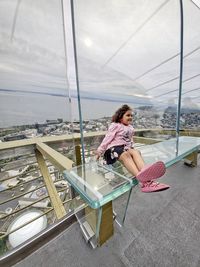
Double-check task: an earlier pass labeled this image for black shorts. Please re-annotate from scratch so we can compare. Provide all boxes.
[103,145,126,165]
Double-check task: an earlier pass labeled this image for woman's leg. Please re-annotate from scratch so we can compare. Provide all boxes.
[119,150,170,192]
[127,149,145,171]
[126,149,166,182]
[119,151,140,176]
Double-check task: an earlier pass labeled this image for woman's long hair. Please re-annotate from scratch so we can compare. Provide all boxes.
[112,104,132,123]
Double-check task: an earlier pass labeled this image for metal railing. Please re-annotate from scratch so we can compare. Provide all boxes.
[0,132,107,259]
[0,128,199,264]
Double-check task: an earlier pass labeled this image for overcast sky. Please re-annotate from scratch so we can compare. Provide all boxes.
[0,0,200,123]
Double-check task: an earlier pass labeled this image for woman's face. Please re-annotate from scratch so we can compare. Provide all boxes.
[121,110,133,125]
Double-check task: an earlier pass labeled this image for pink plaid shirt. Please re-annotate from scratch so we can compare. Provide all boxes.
[97,122,134,155]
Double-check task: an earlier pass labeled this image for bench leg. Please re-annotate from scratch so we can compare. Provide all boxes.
[85,201,114,246]
[184,151,198,167]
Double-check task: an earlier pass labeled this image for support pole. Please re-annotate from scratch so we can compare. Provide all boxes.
[176,0,184,139]
[70,0,85,163]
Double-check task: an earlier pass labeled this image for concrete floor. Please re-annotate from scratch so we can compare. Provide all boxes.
[14,157,200,267]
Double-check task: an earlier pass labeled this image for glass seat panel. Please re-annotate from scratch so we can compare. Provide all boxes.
[63,162,138,209]
[140,136,200,167]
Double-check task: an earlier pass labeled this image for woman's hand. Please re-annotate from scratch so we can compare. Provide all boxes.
[94,150,101,161]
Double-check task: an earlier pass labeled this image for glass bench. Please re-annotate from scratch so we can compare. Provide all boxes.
[139,136,200,167]
[63,136,200,247]
[63,162,138,248]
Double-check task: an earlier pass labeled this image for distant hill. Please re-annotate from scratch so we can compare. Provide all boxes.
[164,106,200,114]
[137,106,155,111]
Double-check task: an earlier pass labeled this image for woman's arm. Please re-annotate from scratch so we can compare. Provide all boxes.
[97,123,119,156]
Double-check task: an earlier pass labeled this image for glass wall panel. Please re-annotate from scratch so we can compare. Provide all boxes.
[0,0,71,132]
[0,0,76,254]
[181,0,200,132]
[73,0,181,160]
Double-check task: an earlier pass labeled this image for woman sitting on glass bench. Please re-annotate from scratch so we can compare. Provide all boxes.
[96,104,170,193]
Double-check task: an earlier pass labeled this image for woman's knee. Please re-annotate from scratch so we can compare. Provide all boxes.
[135,149,142,156]
[119,151,132,162]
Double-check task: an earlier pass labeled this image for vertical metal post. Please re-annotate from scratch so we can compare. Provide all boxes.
[61,0,76,163]
[122,187,133,225]
[96,207,102,243]
[75,145,82,166]
[70,0,85,164]
[176,0,184,139]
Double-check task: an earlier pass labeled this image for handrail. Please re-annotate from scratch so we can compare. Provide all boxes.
[35,148,67,219]
[0,153,35,168]
[0,130,199,260]
[0,170,59,192]
[0,184,46,206]
[0,176,40,192]
[0,212,76,267]
[0,165,39,182]
[1,129,199,153]
[1,194,72,239]
[35,141,73,172]
[0,159,60,181]
[1,187,68,220]
[0,160,37,174]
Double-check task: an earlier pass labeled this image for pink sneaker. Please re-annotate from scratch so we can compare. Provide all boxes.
[136,161,166,183]
[141,181,170,193]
